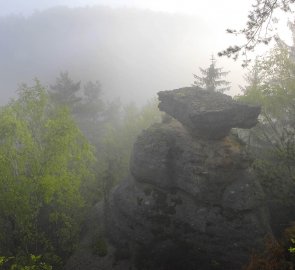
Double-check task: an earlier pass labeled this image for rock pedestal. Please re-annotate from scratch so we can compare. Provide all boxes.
[105,88,270,270]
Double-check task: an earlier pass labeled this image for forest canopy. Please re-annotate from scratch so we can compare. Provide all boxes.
[0,77,161,269]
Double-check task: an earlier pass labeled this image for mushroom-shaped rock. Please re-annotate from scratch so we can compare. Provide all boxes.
[158,87,261,139]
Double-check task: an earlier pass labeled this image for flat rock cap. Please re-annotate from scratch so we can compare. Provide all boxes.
[158,87,261,139]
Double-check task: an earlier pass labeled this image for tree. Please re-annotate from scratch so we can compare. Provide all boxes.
[219,0,295,66]
[98,99,162,200]
[49,73,109,146]
[236,36,295,269]
[49,72,81,111]
[237,40,295,203]
[74,80,106,145]
[48,73,162,204]
[0,81,95,268]
[192,55,230,93]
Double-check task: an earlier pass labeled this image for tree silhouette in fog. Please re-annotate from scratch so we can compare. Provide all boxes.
[192,55,230,93]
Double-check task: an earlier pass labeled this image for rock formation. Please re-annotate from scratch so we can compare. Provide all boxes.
[105,87,270,270]
[158,87,261,139]
[66,87,270,270]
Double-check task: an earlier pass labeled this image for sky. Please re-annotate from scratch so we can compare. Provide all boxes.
[0,0,293,104]
[1,0,250,17]
[0,0,252,27]
[1,0,292,45]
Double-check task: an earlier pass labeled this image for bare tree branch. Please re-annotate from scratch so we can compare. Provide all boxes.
[219,0,295,66]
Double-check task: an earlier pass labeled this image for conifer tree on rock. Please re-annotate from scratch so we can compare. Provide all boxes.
[192,55,231,93]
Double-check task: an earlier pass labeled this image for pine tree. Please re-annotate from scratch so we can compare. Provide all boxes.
[49,72,82,110]
[193,55,230,93]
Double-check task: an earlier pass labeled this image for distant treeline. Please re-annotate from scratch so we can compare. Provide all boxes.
[0,6,207,105]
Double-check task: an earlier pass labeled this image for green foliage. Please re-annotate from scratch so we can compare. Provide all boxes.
[48,73,161,203]
[242,236,293,270]
[0,81,95,266]
[0,254,53,270]
[289,239,295,253]
[238,45,295,119]
[0,74,161,267]
[91,236,108,257]
[238,41,295,269]
[49,73,112,205]
[237,42,295,201]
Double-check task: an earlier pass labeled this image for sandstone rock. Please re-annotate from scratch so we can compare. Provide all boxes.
[158,87,261,139]
[106,120,271,270]
[68,87,269,270]
[130,120,252,198]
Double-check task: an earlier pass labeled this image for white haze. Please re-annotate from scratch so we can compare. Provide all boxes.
[0,0,293,105]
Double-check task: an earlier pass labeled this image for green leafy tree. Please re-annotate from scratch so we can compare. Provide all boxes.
[237,41,295,200]
[193,55,230,93]
[48,73,161,203]
[0,81,95,267]
[49,73,125,204]
[235,35,295,268]
[0,254,53,270]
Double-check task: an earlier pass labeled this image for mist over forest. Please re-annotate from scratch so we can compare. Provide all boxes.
[3,2,295,270]
[0,5,241,105]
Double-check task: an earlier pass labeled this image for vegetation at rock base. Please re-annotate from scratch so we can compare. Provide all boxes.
[91,236,108,257]
[0,254,53,270]
[242,236,293,270]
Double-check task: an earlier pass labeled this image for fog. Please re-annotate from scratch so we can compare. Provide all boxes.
[3,2,295,269]
[0,3,254,105]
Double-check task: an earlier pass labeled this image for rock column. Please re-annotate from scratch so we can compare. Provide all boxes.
[106,87,270,270]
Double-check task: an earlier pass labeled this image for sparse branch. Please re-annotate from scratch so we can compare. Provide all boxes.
[219,0,295,66]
